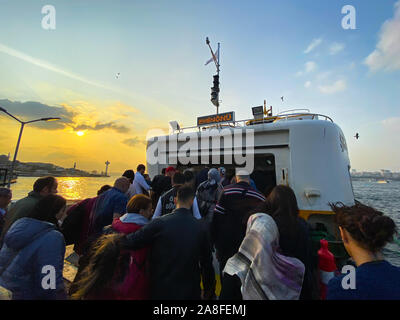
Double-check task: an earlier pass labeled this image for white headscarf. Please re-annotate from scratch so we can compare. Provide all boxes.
[223,213,305,300]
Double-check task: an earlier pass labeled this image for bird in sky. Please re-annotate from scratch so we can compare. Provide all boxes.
[281,96,284,102]
[354,133,359,139]
[116,72,120,79]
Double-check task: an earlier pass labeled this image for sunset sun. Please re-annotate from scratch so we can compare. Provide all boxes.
[76,131,85,136]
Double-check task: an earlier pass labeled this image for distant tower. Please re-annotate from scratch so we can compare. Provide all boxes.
[105,160,110,176]
[73,162,76,169]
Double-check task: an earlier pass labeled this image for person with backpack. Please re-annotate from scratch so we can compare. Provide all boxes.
[61,184,112,256]
[70,194,153,300]
[120,185,216,300]
[0,195,67,300]
[196,168,223,223]
[211,170,266,275]
[152,172,201,220]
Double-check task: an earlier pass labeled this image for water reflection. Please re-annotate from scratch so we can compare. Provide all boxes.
[10,176,117,201]
[58,178,83,200]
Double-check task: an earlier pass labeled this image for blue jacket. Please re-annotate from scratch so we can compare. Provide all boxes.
[0,218,66,300]
[327,260,400,300]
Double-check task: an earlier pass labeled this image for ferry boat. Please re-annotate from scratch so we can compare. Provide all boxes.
[377,179,390,184]
[146,106,355,264]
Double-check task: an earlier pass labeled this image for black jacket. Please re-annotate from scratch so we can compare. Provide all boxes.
[279,217,319,300]
[122,208,215,300]
[211,181,266,270]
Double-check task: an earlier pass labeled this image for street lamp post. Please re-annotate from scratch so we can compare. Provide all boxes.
[0,106,60,188]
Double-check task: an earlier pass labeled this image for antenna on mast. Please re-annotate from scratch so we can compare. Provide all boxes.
[205,37,221,114]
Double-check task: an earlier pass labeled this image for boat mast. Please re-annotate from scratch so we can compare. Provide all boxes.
[206,38,220,114]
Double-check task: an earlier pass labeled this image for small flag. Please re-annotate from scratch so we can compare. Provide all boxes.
[205,48,219,66]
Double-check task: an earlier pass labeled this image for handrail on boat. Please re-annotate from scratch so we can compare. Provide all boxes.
[277,108,311,115]
[172,112,333,134]
[273,113,333,122]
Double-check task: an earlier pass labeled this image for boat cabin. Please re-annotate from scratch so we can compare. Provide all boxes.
[146,109,355,243]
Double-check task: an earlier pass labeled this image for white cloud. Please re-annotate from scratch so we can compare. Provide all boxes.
[304,38,323,54]
[318,80,347,94]
[316,71,331,80]
[364,1,400,71]
[304,81,312,88]
[305,61,317,73]
[0,42,125,94]
[329,42,345,55]
[382,117,400,131]
[296,61,317,76]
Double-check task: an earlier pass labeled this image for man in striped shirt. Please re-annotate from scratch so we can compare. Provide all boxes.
[211,170,266,274]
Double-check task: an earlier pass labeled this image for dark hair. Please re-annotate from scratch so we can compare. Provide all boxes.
[172,172,185,185]
[127,194,152,213]
[161,168,166,175]
[70,233,126,300]
[122,170,135,183]
[137,164,145,172]
[97,185,112,196]
[33,176,57,193]
[254,185,300,246]
[28,194,66,225]
[177,185,195,204]
[0,188,11,198]
[330,202,397,252]
[183,169,195,184]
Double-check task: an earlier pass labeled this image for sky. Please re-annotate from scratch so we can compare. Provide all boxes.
[0,0,399,173]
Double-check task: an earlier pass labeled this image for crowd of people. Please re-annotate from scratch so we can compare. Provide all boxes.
[0,163,399,300]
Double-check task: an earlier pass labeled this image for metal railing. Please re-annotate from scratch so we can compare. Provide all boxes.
[171,112,333,134]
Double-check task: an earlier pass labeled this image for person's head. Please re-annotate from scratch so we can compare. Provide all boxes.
[127,194,153,219]
[161,168,166,175]
[218,167,226,178]
[265,185,299,218]
[0,188,12,209]
[70,233,126,300]
[208,168,221,185]
[114,177,130,193]
[165,166,176,177]
[28,194,67,226]
[171,172,185,187]
[97,185,112,196]
[137,164,146,174]
[254,185,299,241]
[183,169,195,186]
[235,170,250,184]
[33,176,58,196]
[122,170,135,183]
[330,202,397,259]
[176,185,195,209]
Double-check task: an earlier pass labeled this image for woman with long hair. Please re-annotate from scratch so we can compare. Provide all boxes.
[0,194,67,299]
[70,194,152,300]
[256,185,319,300]
[327,202,400,299]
